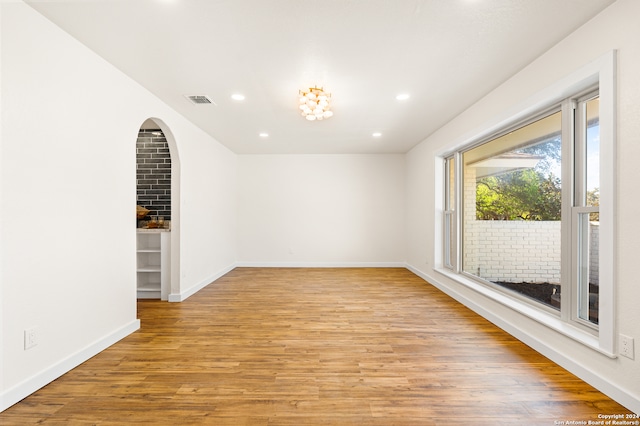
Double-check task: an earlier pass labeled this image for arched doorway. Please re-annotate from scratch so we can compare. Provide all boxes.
[135,118,180,301]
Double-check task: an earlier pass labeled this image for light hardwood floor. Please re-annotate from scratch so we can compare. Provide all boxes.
[1,268,632,425]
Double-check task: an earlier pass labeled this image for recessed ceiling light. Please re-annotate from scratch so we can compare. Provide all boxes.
[231,94,245,101]
[372,132,382,137]
[395,93,410,101]
[259,133,269,138]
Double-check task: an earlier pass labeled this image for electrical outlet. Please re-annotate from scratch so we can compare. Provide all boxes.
[620,334,634,359]
[24,327,38,350]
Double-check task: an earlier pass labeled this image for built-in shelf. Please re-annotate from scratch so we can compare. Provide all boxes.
[136,230,170,300]
[137,267,161,273]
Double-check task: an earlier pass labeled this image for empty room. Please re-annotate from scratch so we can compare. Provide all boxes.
[1,0,639,424]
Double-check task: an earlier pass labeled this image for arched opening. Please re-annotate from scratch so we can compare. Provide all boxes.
[135,118,180,301]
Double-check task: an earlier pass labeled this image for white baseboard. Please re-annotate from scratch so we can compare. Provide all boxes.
[405,263,640,415]
[168,263,237,302]
[235,261,406,268]
[1,319,140,413]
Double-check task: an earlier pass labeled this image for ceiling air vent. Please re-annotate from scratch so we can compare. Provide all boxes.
[185,95,215,105]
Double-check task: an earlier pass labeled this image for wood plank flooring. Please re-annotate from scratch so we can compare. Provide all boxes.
[1,267,632,425]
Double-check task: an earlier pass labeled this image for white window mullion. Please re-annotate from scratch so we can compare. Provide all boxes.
[560,99,576,323]
[574,100,587,206]
[443,157,455,270]
[572,206,599,329]
[453,152,463,274]
[572,91,600,330]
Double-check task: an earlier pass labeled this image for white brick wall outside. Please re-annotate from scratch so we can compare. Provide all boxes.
[463,220,599,285]
[464,220,561,284]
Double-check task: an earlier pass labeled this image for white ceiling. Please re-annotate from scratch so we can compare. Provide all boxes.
[25,0,616,154]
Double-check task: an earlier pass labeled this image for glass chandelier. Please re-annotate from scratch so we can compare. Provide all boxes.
[299,87,333,121]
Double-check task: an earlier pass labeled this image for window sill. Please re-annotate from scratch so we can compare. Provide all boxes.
[434,268,616,358]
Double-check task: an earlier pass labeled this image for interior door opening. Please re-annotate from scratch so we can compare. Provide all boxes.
[135,118,180,301]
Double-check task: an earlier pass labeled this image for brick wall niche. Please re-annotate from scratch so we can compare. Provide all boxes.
[136,129,171,221]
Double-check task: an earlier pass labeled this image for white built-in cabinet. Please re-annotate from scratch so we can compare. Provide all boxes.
[136,230,170,300]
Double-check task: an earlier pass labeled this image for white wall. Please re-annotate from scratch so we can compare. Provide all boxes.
[406,0,640,412]
[0,2,237,410]
[176,124,237,299]
[0,2,4,407]
[238,154,405,266]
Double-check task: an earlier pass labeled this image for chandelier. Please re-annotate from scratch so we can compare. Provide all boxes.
[299,86,333,121]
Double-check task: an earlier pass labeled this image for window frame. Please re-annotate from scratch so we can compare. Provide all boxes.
[569,89,601,330]
[435,51,616,357]
[443,156,457,271]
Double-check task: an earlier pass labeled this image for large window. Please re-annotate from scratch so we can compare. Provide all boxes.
[438,52,615,354]
[461,108,565,314]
